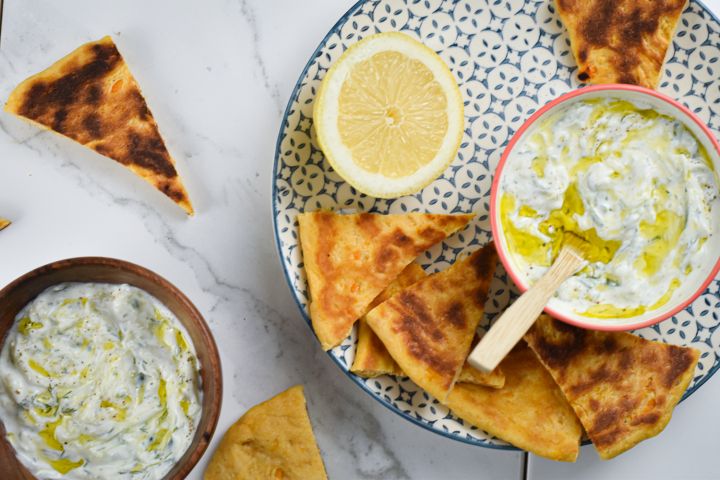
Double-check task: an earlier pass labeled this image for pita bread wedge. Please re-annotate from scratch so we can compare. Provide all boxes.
[0,219,9,231]
[365,243,497,402]
[353,319,405,377]
[204,385,327,480]
[298,211,472,350]
[457,356,505,389]
[353,320,504,387]
[445,344,582,462]
[5,36,193,214]
[351,264,504,388]
[555,0,686,88]
[525,315,699,460]
[351,263,426,377]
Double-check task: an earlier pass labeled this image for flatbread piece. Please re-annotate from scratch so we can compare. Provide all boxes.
[298,211,472,350]
[352,264,504,388]
[354,314,504,387]
[555,0,687,88]
[365,243,497,402]
[525,314,699,459]
[445,344,582,462]
[456,351,505,389]
[204,385,327,480]
[5,36,193,214]
[351,263,426,377]
[0,219,9,231]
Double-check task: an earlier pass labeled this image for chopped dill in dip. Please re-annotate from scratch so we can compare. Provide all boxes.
[0,283,202,479]
[500,98,719,317]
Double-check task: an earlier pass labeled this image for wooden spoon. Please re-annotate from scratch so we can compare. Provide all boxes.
[468,234,589,373]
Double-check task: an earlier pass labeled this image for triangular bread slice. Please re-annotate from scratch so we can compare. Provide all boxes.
[204,385,327,480]
[525,314,699,459]
[365,243,497,402]
[456,338,505,389]
[354,319,504,387]
[351,263,426,377]
[555,0,686,88]
[445,344,582,462]
[352,263,504,388]
[298,211,473,350]
[0,219,9,231]
[5,36,193,214]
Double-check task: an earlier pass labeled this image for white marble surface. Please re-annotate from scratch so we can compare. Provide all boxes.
[0,1,719,479]
[0,1,525,479]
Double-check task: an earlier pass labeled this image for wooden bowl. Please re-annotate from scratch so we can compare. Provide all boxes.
[0,257,222,480]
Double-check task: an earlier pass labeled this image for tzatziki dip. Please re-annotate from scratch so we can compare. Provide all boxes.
[0,283,202,479]
[500,98,719,317]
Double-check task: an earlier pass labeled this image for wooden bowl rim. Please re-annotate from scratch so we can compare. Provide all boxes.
[0,256,222,480]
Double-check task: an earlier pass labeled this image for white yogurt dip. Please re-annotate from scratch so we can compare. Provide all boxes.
[0,283,202,479]
[500,98,719,317]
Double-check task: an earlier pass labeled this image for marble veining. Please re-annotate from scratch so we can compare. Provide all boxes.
[0,1,526,478]
[3,1,719,479]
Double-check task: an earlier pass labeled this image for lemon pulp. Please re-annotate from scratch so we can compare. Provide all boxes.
[338,51,448,178]
[313,32,464,198]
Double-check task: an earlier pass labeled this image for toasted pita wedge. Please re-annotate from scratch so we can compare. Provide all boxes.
[555,0,686,88]
[354,321,504,387]
[457,358,505,389]
[445,344,582,462]
[205,385,327,480]
[299,211,472,350]
[0,219,9,231]
[351,263,426,377]
[525,315,699,460]
[354,322,505,387]
[365,243,497,402]
[353,319,404,377]
[353,277,504,388]
[5,36,193,214]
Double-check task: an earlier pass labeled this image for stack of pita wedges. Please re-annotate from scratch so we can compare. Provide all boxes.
[298,211,501,382]
[299,210,700,462]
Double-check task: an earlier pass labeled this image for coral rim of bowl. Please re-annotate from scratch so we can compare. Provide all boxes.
[490,84,720,332]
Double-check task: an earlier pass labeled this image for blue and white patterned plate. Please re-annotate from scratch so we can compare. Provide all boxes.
[273,0,720,449]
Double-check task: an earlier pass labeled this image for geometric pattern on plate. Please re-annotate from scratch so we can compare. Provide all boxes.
[273,0,720,449]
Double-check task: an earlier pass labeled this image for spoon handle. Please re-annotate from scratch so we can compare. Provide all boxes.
[468,247,585,373]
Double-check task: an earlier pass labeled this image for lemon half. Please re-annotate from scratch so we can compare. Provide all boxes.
[313,32,464,198]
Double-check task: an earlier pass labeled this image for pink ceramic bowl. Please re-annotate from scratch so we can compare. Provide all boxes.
[491,84,720,331]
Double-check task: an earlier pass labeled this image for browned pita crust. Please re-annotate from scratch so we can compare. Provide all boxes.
[352,277,504,387]
[351,263,426,377]
[5,36,193,214]
[365,244,497,402]
[353,318,405,377]
[556,0,687,88]
[456,357,505,389]
[445,344,582,462]
[0,219,9,231]
[204,385,327,480]
[298,211,473,350]
[353,321,504,387]
[525,315,699,459]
